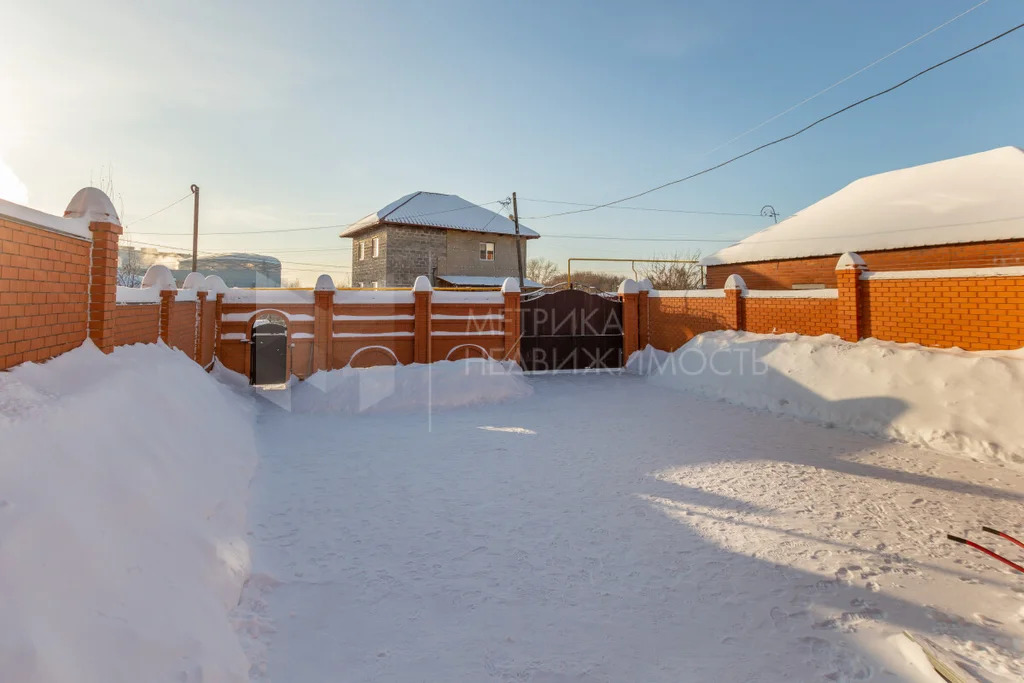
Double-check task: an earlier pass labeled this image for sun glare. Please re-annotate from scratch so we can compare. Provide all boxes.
[0,157,28,205]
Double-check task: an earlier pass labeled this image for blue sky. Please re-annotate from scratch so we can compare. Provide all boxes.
[2,0,1022,284]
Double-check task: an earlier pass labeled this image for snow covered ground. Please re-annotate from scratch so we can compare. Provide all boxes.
[0,342,257,682]
[4,335,1022,681]
[629,331,1024,467]
[236,363,1024,681]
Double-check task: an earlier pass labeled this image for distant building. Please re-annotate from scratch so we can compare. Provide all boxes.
[701,147,1024,289]
[341,192,542,288]
[119,246,281,288]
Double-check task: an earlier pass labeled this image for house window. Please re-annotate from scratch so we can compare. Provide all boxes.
[480,241,495,261]
[372,237,380,258]
[359,242,366,260]
[371,281,379,289]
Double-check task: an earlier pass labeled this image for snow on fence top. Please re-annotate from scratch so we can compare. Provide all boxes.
[340,191,541,239]
[223,289,315,304]
[743,289,839,299]
[115,286,161,304]
[0,186,120,240]
[861,264,1024,281]
[702,146,1024,266]
[648,289,726,298]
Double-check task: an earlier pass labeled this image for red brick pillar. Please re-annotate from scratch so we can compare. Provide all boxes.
[87,220,123,353]
[159,289,175,344]
[314,275,335,373]
[638,287,650,350]
[723,274,747,330]
[196,290,208,362]
[618,279,640,362]
[413,276,432,364]
[501,277,521,362]
[835,252,866,342]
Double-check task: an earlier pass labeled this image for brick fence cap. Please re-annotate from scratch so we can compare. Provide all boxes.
[617,278,639,295]
[141,264,177,291]
[182,272,207,291]
[314,274,336,291]
[412,275,433,292]
[204,275,228,293]
[835,252,867,271]
[500,277,520,294]
[724,274,748,291]
[64,187,120,226]
[637,278,654,291]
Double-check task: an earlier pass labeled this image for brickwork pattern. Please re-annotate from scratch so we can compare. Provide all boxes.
[862,276,1024,351]
[706,240,1024,290]
[198,298,216,367]
[647,297,732,352]
[744,298,838,336]
[0,220,91,369]
[114,305,160,347]
[167,301,199,359]
[350,227,389,286]
[442,230,525,281]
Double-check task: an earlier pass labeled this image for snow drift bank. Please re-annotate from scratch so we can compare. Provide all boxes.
[0,342,257,682]
[242,358,533,414]
[628,331,1024,466]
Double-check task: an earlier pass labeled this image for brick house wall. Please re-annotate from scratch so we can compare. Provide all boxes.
[441,230,525,280]
[0,218,91,369]
[705,239,1024,290]
[349,223,527,287]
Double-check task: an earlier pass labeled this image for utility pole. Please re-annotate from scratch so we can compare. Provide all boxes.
[512,192,524,288]
[190,184,200,272]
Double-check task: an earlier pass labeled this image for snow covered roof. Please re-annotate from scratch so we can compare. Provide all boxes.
[702,146,1024,266]
[341,192,540,239]
[437,274,543,289]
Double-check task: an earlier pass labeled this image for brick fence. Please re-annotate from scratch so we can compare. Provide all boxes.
[3,189,1024,377]
[638,253,1024,353]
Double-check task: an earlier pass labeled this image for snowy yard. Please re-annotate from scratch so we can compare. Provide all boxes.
[237,370,1024,682]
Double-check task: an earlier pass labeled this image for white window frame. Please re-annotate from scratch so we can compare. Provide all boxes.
[370,281,379,289]
[372,237,380,258]
[480,241,495,261]
[359,241,366,260]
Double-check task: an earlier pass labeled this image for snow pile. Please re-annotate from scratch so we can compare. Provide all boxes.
[273,359,532,415]
[628,331,1024,466]
[0,341,257,682]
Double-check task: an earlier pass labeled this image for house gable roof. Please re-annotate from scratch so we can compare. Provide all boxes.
[340,192,540,239]
[702,146,1024,266]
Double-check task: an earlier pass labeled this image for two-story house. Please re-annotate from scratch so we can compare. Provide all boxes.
[342,192,542,288]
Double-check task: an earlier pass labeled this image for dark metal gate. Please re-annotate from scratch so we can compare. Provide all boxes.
[250,322,288,385]
[520,289,623,371]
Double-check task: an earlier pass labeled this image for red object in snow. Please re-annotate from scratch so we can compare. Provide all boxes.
[947,534,1024,574]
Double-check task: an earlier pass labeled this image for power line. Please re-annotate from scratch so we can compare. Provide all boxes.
[527,20,1024,220]
[125,237,353,270]
[520,198,763,218]
[701,0,992,158]
[124,190,194,227]
[544,233,736,243]
[129,200,504,237]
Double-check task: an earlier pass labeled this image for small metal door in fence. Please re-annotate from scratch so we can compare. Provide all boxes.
[250,322,288,385]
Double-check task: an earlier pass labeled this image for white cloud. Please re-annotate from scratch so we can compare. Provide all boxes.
[0,157,29,205]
